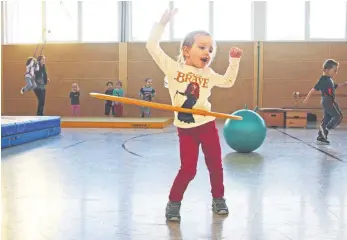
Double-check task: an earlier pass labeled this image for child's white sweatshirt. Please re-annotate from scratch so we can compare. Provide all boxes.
[146,22,240,129]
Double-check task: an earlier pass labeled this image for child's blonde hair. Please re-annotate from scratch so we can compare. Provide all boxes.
[177,30,217,64]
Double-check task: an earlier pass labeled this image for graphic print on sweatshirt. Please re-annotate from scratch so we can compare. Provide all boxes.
[173,71,208,124]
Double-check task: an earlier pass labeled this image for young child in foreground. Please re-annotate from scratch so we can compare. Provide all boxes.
[69,83,80,116]
[303,59,347,144]
[146,8,242,222]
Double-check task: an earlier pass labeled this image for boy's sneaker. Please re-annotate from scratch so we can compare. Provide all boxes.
[20,88,24,94]
[165,201,181,222]
[319,125,329,140]
[316,136,330,145]
[212,198,229,215]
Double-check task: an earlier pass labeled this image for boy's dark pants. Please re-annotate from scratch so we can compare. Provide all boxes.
[321,96,343,130]
[105,101,115,116]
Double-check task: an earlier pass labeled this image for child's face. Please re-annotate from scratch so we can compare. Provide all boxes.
[324,66,338,77]
[72,84,78,91]
[183,34,214,69]
[115,83,121,89]
[40,57,46,65]
[145,79,152,87]
[107,83,113,89]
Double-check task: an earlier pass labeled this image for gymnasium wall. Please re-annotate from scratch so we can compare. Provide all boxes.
[1,42,254,117]
[1,42,347,120]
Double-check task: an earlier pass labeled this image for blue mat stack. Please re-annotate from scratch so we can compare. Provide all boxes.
[1,116,61,149]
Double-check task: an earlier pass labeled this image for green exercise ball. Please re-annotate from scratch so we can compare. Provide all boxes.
[223,105,267,153]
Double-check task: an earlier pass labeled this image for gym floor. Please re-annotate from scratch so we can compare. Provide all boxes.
[2,122,347,240]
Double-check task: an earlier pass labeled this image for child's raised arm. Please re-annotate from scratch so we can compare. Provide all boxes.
[146,9,178,77]
[211,47,242,88]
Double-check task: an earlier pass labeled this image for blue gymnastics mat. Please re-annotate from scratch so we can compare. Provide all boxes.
[1,116,61,149]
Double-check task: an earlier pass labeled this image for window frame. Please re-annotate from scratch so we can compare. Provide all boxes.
[308,1,347,41]
[265,1,306,42]
[44,0,79,43]
[129,1,171,42]
[213,1,253,41]
[81,0,121,43]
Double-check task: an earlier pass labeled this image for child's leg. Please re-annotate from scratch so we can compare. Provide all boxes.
[115,104,123,117]
[169,128,200,202]
[143,107,150,117]
[74,105,81,116]
[112,103,115,116]
[331,101,343,128]
[146,107,151,117]
[200,120,228,214]
[31,78,37,89]
[21,77,34,93]
[324,101,343,131]
[200,121,224,198]
[71,105,75,116]
[119,104,124,117]
[105,102,111,116]
[318,108,332,139]
[166,127,199,222]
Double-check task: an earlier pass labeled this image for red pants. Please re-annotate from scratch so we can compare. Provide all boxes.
[71,105,80,116]
[113,103,123,117]
[169,120,224,202]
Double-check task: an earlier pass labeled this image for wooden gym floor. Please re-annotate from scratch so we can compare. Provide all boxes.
[2,122,347,240]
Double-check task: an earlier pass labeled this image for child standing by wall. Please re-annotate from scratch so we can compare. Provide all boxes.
[146,8,242,222]
[139,78,156,117]
[69,83,80,116]
[303,59,347,144]
[113,80,124,117]
[104,81,115,116]
[21,57,39,94]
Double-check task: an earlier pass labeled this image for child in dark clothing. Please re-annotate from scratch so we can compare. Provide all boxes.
[105,81,115,116]
[139,78,156,117]
[303,59,347,144]
[69,83,80,116]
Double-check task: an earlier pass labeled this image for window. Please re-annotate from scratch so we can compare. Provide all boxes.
[4,1,42,44]
[46,1,78,42]
[214,1,252,41]
[310,1,346,39]
[131,1,170,41]
[173,1,210,39]
[82,0,119,42]
[266,1,306,40]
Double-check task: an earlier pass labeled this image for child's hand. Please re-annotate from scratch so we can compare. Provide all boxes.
[159,8,178,25]
[229,47,243,58]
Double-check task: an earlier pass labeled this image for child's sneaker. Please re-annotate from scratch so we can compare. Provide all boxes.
[212,198,229,215]
[316,136,330,145]
[319,125,329,140]
[20,88,24,94]
[165,201,181,222]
